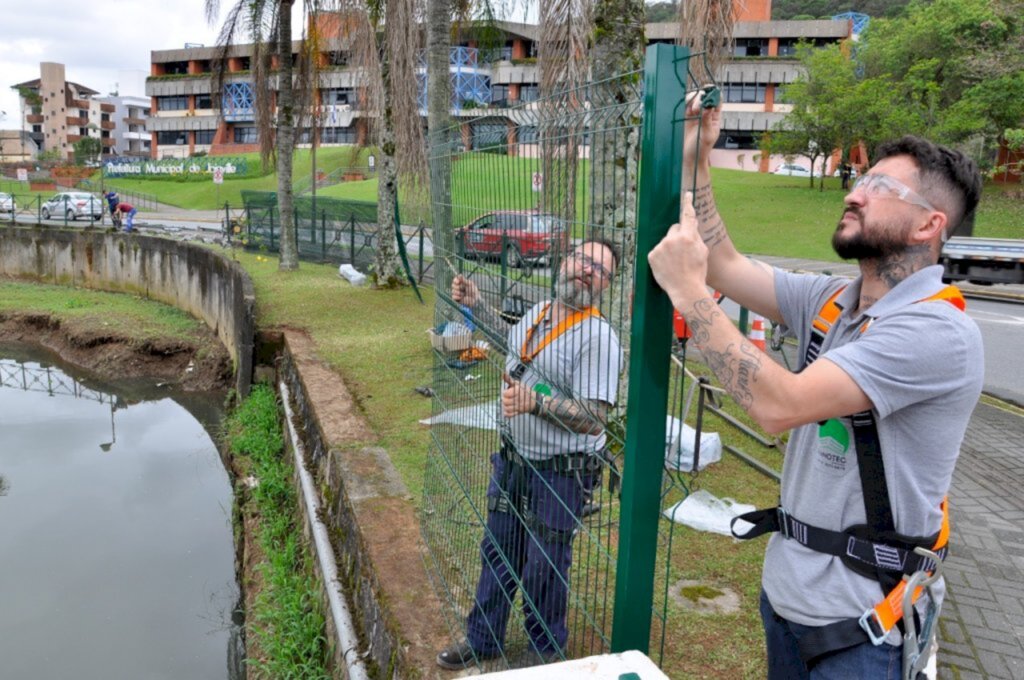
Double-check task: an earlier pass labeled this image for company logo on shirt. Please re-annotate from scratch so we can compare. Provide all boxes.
[817,418,851,472]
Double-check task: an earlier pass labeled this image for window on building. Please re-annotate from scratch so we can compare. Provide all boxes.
[517,125,539,144]
[234,126,258,144]
[193,59,211,73]
[320,126,356,144]
[101,130,110,138]
[78,109,89,118]
[101,113,110,122]
[491,85,509,106]
[473,123,507,149]
[236,57,251,71]
[32,125,42,134]
[156,96,189,111]
[195,129,215,145]
[156,131,187,145]
[195,93,213,109]
[322,88,354,105]
[163,61,189,75]
[521,86,539,102]
[723,82,767,104]
[734,38,769,57]
[714,130,761,151]
[777,39,800,57]
[326,51,349,66]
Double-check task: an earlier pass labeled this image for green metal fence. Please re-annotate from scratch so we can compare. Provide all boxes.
[418,44,748,672]
[233,191,434,281]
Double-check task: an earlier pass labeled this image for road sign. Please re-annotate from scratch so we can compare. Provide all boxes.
[212,167,224,185]
[16,168,28,182]
[531,172,543,193]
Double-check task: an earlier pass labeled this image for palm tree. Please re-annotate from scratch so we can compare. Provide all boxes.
[206,0,316,271]
[335,0,427,287]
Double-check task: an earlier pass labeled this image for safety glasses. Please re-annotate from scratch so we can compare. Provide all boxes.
[851,173,936,211]
[567,252,613,279]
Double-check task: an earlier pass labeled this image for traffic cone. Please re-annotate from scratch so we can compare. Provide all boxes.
[748,314,767,352]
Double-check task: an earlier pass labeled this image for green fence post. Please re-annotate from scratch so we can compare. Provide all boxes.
[418,221,425,282]
[349,215,356,261]
[611,43,690,654]
[270,210,276,251]
[321,209,327,261]
[738,306,749,336]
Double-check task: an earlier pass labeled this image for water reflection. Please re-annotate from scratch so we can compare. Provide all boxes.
[0,350,244,680]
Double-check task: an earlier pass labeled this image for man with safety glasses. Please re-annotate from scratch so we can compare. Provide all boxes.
[649,92,983,680]
[437,239,623,670]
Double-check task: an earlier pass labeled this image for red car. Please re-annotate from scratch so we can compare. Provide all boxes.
[456,211,570,267]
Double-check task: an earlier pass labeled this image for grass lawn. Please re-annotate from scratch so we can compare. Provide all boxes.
[0,279,208,342]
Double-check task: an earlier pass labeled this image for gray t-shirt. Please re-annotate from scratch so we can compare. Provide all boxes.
[505,301,623,460]
[764,265,983,631]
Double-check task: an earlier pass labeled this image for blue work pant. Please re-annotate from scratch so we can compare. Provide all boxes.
[125,208,137,231]
[466,452,597,656]
[760,589,903,679]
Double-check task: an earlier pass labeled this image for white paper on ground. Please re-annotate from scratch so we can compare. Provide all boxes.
[419,399,501,431]
[665,416,722,472]
[338,263,367,286]
[663,489,756,537]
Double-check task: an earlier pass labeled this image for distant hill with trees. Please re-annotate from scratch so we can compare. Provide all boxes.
[771,1,922,19]
[644,2,924,23]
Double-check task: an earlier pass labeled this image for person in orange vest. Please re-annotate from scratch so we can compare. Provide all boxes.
[436,239,623,670]
[649,92,983,679]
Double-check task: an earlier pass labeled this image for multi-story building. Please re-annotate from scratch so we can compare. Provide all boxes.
[101,96,152,158]
[147,2,852,171]
[146,38,364,160]
[12,62,117,161]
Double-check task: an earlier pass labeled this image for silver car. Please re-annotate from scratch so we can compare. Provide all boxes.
[0,192,14,213]
[40,192,103,221]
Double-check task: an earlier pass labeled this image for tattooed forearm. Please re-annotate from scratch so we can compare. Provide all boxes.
[693,184,729,250]
[685,298,763,409]
[537,396,608,435]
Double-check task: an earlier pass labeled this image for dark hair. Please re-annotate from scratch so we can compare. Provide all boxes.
[874,136,982,235]
[579,236,621,275]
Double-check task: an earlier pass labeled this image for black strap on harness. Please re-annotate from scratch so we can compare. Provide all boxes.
[731,285,955,670]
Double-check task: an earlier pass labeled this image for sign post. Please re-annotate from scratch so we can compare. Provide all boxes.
[213,166,224,209]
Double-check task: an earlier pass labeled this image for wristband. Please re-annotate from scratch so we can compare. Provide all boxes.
[533,392,545,416]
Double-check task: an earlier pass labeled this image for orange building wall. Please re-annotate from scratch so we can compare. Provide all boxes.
[737,0,772,22]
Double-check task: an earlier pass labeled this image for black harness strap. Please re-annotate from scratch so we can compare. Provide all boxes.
[732,284,958,670]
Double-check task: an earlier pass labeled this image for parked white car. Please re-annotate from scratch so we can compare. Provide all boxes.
[40,192,103,221]
[0,192,14,213]
[773,163,819,178]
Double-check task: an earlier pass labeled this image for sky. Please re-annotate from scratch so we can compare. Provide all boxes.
[0,1,295,127]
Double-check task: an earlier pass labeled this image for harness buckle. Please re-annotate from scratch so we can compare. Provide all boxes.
[777,507,791,540]
[858,608,889,647]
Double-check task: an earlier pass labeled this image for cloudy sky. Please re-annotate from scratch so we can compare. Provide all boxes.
[0,1,303,126]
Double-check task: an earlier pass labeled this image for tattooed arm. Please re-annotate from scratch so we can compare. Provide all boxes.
[534,396,609,436]
[681,95,781,322]
[650,195,872,433]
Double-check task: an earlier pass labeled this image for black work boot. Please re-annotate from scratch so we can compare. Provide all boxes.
[436,641,500,670]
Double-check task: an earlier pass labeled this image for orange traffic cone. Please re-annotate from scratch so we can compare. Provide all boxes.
[748,314,767,352]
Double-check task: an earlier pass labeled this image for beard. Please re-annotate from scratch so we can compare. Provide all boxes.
[555,277,597,309]
[832,208,913,261]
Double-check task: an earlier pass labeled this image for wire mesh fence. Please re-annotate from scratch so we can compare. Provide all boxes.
[231,191,433,281]
[419,43,787,674]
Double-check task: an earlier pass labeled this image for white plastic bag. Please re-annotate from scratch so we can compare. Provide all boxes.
[664,416,722,472]
[338,263,367,286]
[663,489,756,536]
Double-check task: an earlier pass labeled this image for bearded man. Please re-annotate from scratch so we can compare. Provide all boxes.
[649,92,983,680]
[437,238,623,670]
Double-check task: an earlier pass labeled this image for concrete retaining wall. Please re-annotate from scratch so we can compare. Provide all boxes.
[0,226,255,396]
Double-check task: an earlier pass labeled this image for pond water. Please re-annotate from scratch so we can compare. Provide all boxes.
[0,347,243,679]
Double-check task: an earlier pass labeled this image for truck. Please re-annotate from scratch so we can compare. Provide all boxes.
[940,237,1024,286]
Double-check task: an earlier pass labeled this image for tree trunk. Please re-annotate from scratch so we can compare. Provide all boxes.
[426,0,454,292]
[374,124,404,287]
[590,0,645,402]
[276,0,299,271]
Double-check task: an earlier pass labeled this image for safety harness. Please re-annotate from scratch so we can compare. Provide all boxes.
[732,284,965,670]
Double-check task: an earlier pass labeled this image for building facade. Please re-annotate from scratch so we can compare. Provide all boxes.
[12,63,116,161]
[146,3,851,170]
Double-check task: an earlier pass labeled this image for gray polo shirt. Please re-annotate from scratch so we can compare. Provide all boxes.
[764,265,983,631]
[505,301,623,460]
